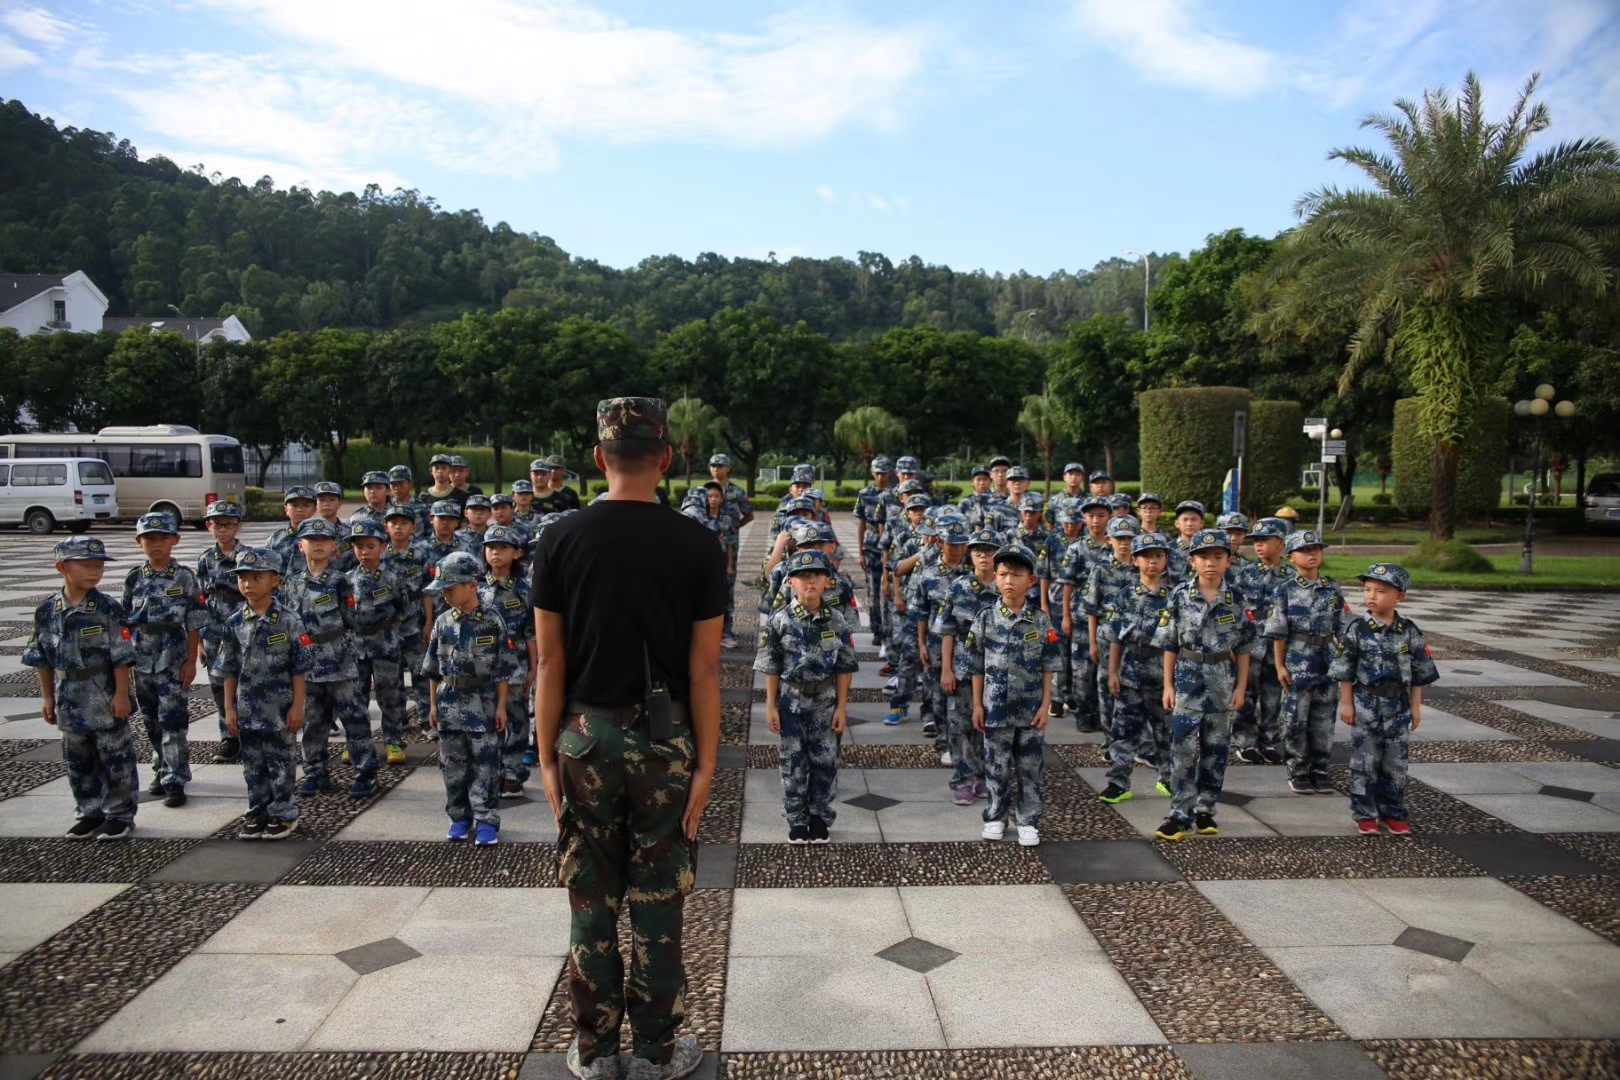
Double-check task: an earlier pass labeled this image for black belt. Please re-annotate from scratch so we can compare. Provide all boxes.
[1124,644,1161,658]
[1178,650,1232,664]
[1365,680,1408,700]
[1290,633,1335,647]
[62,662,111,682]
[784,678,834,694]
[306,627,345,644]
[448,675,494,691]
[569,701,691,726]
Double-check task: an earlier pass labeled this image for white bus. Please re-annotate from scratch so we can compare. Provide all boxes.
[0,425,246,526]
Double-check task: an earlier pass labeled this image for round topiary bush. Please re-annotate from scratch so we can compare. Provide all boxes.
[1139,387,1251,510]
[1403,539,1495,573]
[1244,401,1307,518]
[1391,397,1511,519]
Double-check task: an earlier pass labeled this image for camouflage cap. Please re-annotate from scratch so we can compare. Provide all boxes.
[529,458,549,473]
[1006,465,1030,481]
[786,518,819,544]
[904,493,932,511]
[348,518,388,542]
[993,543,1037,572]
[547,456,566,470]
[511,479,534,495]
[939,521,971,545]
[464,494,492,510]
[1136,491,1164,507]
[896,456,921,472]
[709,452,732,468]
[1089,470,1112,482]
[785,549,834,577]
[1216,512,1250,532]
[596,396,668,442]
[781,496,816,515]
[1358,562,1411,592]
[482,523,526,548]
[384,503,418,521]
[970,464,991,478]
[870,455,892,473]
[205,499,244,520]
[796,520,839,545]
[388,464,414,482]
[1175,500,1206,517]
[896,479,925,496]
[430,500,462,519]
[425,552,482,591]
[1080,495,1110,513]
[806,488,826,502]
[1285,529,1327,554]
[1109,493,1135,509]
[361,471,391,486]
[1249,517,1287,539]
[1188,528,1232,555]
[1063,462,1085,475]
[987,455,1011,469]
[54,535,114,562]
[791,464,816,485]
[429,453,454,467]
[1106,515,1142,539]
[228,547,281,575]
[135,512,178,537]
[967,527,1002,550]
[1019,493,1045,511]
[283,486,316,503]
[448,455,469,469]
[1057,507,1083,525]
[1131,532,1170,557]
[296,518,339,540]
[490,493,514,506]
[314,481,343,498]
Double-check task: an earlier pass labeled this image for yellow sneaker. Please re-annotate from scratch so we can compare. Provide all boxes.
[386,744,407,766]
[341,747,351,765]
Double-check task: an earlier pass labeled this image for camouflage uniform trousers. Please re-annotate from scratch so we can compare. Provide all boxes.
[1283,679,1338,784]
[201,641,231,741]
[400,633,430,724]
[501,679,534,784]
[357,652,407,746]
[133,669,192,787]
[1348,694,1412,822]
[1068,635,1100,731]
[1167,704,1235,825]
[300,678,379,783]
[1110,681,1170,792]
[1231,654,1283,753]
[861,550,886,638]
[440,728,500,825]
[982,725,1044,827]
[777,681,840,828]
[944,685,986,788]
[556,709,696,1069]
[919,647,946,748]
[240,727,299,822]
[887,610,920,710]
[62,725,139,824]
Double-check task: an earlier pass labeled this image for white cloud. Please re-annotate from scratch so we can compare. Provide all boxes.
[814,184,837,202]
[0,34,37,70]
[1071,0,1277,97]
[2,6,76,45]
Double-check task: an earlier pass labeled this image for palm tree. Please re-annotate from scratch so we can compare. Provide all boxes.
[1257,72,1620,539]
[1017,392,1064,496]
[667,397,726,489]
[834,406,906,480]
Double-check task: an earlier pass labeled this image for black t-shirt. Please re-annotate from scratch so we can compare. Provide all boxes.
[419,486,468,513]
[534,487,582,514]
[531,500,727,705]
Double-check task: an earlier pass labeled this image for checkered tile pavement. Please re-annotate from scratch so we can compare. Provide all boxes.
[0,517,1617,1080]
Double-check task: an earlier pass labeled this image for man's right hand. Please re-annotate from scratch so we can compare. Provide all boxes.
[41,701,56,726]
[766,706,781,734]
[539,761,563,822]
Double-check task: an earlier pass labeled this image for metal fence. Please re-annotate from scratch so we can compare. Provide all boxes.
[244,444,323,492]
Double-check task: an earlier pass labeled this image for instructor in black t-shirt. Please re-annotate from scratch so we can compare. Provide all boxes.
[530,397,723,1080]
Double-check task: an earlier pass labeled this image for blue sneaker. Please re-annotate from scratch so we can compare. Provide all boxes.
[475,822,499,846]
[522,748,538,768]
[296,776,328,798]
[347,775,378,799]
[447,819,472,842]
[884,708,905,726]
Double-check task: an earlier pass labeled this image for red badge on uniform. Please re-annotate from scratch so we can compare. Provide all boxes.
[1423,645,1432,658]
[120,626,132,640]
[1047,629,1060,644]
[346,595,356,607]
[299,633,313,647]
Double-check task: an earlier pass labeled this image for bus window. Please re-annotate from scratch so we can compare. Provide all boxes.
[131,444,202,478]
[17,442,82,458]
[211,444,245,474]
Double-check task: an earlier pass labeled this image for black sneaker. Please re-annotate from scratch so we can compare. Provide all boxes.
[1288,777,1314,794]
[1233,747,1263,765]
[1097,783,1133,804]
[1312,777,1337,795]
[215,737,241,763]
[921,719,938,737]
[1050,701,1066,718]
[500,778,525,799]
[262,820,297,841]
[1154,817,1186,841]
[96,819,133,842]
[788,824,810,845]
[66,814,105,840]
[147,776,165,796]
[1260,747,1284,765]
[238,814,267,841]
[1194,812,1219,835]
[808,817,830,844]
[162,784,187,808]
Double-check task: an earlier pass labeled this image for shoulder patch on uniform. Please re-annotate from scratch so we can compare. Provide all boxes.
[1217,613,1235,625]
[503,597,521,608]
[1023,630,1039,642]
[164,586,184,596]
[1157,608,1172,626]
[475,634,496,646]
[80,624,104,637]
[821,630,837,639]
[267,632,288,645]
[374,587,392,598]
[313,593,335,606]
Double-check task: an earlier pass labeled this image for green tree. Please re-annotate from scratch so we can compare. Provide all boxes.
[667,397,727,487]
[265,328,373,485]
[1258,72,1620,539]
[101,329,202,427]
[366,327,450,476]
[0,328,27,433]
[1046,313,1141,476]
[22,330,115,432]
[833,405,907,481]
[199,339,285,487]
[1016,393,1064,495]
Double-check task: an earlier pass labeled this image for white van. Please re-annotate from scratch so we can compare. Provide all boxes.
[0,457,119,534]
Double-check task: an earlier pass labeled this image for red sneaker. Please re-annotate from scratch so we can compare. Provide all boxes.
[1355,819,1380,836]
[1383,818,1412,835]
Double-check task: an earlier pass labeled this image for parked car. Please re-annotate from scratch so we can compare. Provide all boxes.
[0,457,119,534]
[1584,473,1620,530]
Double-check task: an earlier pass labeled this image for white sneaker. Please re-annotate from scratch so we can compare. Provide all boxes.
[981,820,1005,841]
[884,678,899,693]
[1017,825,1041,847]
[878,645,888,660]
[938,750,952,767]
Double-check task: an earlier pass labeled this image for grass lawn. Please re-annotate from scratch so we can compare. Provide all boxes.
[1322,553,1620,591]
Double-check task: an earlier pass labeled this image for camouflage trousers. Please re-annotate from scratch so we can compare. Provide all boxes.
[201,641,231,741]
[1348,695,1412,822]
[301,678,379,782]
[887,612,920,710]
[501,678,533,784]
[983,725,1044,827]
[1095,656,1117,739]
[357,653,407,746]
[1283,680,1337,783]
[944,683,986,788]
[919,644,945,744]
[1232,654,1283,753]
[861,551,886,638]
[240,728,299,821]
[1167,706,1234,825]
[777,681,840,828]
[439,728,500,825]
[62,724,138,824]
[556,709,696,1068]
[1068,636,1099,731]
[1108,675,1169,792]
[400,633,430,724]
[1053,630,1074,709]
[134,669,192,787]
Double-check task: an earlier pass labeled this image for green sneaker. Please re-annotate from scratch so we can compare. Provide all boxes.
[1155,781,1172,798]
[1098,783,1133,804]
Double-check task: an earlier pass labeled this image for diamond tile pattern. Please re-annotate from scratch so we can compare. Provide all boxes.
[1392,926,1475,962]
[334,936,423,975]
[874,936,960,974]
[844,793,901,813]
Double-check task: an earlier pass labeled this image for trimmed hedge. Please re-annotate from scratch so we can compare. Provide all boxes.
[1245,401,1305,518]
[1139,387,1251,511]
[1392,397,1510,518]
[325,440,544,488]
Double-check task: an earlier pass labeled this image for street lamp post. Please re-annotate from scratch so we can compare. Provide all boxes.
[167,304,202,366]
[1514,384,1577,575]
[1124,250,1151,330]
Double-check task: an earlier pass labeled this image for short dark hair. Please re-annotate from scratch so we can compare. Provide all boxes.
[703,481,724,492]
[600,437,666,471]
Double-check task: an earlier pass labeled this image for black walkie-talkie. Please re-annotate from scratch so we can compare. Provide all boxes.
[643,641,674,740]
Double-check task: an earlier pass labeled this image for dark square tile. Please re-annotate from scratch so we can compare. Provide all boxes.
[1038,839,1184,884]
[715,745,748,770]
[1539,784,1595,802]
[875,936,959,974]
[403,741,439,765]
[146,838,318,884]
[1394,925,1474,962]
[1216,790,1253,807]
[8,745,62,763]
[0,1055,56,1080]
[1549,738,1620,764]
[1175,1042,1388,1080]
[335,935,421,975]
[844,793,901,812]
[1431,832,1609,877]
[1529,687,1620,712]
[695,843,737,889]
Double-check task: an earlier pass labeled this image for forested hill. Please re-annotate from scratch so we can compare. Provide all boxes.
[0,98,1173,344]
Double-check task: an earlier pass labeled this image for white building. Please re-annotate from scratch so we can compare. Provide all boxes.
[0,271,109,335]
[101,314,252,344]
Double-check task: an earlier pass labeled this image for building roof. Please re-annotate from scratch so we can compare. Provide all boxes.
[103,316,230,338]
[0,274,67,314]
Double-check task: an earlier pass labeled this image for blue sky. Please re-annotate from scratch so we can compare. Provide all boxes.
[3,0,1617,274]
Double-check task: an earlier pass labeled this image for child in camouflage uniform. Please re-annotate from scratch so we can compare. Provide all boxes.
[1099,532,1175,804]
[1084,515,1142,742]
[198,499,246,763]
[25,536,138,840]
[346,518,411,765]
[1151,530,1260,841]
[967,544,1063,847]
[266,486,316,577]
[383,503,433,730]
[1264,529,1353,794]
[1330,563,1439,835]
[422,551,518,845]
[1231,517,1291,764]
[755,549,858,844]
[934,528,1002,805]
[479,525,537,799]
[215,547,311,840]
[912,516,972,757]
[122,511,208,807]
[1058,494,1112,732]
[855,456,893,645]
